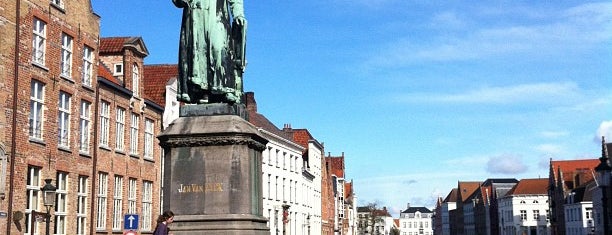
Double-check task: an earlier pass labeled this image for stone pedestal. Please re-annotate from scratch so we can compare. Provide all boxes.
[158,106,268,234]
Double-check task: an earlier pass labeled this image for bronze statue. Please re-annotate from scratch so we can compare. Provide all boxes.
[173,0,246,104]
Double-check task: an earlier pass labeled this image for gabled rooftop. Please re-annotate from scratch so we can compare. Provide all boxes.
[100,37,149,57]
[458,181,481,203]
[401,207,432,214]
[507,178,549,196]
[143,64,178,107]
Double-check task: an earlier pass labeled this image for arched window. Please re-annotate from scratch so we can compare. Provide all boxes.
[132,63,139,97]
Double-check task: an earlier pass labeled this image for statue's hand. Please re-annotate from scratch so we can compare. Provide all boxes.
[234,16,247,27]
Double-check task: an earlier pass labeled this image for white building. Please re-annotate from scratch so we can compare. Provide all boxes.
[247,92,322,235]
[564,181,596,235]
[498,178,550,235]
[357,206,394,235]
[398,205,434,235]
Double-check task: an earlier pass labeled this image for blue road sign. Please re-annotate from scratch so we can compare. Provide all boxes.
[124,214,139,230]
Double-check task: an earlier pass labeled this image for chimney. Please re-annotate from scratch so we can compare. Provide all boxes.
[407,203,410,209]
[245,92,256,112]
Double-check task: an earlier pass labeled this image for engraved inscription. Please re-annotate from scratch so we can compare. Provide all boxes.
[177,183,224,193]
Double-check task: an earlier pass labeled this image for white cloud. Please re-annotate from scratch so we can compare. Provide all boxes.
[596,120,612,141]
[367,2,612,66]
[534,144,565,156]
[486,154,528,174]
[430,11,466,29]
[393,82,582,105]
[540,131,569,139]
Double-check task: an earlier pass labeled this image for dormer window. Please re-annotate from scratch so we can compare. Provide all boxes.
[51,0,64,9]
[114,64,123,76]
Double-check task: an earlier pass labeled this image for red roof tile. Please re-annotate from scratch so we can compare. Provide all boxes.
[97,63,121,85]
[551,159,599,189]
[99,37,132,53]
[327,155,345,178]
[458,181,481,203]
[143,64,178,107]
[508,178,549,195]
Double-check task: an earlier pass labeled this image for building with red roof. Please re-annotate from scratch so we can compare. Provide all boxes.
[499,178,550,235]
[548,158,600,235]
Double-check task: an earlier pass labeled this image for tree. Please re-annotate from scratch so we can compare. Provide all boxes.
[357,202,391,235]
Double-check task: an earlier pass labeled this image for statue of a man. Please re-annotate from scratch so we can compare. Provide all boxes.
[173,0,246,104]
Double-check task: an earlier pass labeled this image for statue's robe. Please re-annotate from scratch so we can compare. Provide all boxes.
[173,0,245,104]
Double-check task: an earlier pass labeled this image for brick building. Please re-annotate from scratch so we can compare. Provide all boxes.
[1,0,100,234]
[0,1,164,234]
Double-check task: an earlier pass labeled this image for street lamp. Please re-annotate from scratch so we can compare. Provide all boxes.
[595,137,611,235]
[41,178,57,235]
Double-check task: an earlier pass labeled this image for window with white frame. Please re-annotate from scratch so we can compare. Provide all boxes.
[129,113,139,155]
[99,101,110,147]
[58,92,71,147]
[275,176,279,200]
[60,33,72,78]
[144,119,154,159]
[96,172,108,230]
[142,181,153,231]
[267,174,271,200]
[112,175,123,230]
[55,172,68,235]
[533,210,540,221]
[132,64,139,97]
[32,18,46,65]
[113,64,123,76]
[79,100,91,153]
[25,166,41,235]
[29,80,45,140]
[520,210,527,221]
[115,107,126,152]
[128,178,137,214]
[82,46,93,87]
[51,0,64,8]
[76,176,88,235]
[289,179,293,203]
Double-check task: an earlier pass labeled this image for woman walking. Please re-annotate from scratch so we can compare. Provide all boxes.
[153,211,175,235]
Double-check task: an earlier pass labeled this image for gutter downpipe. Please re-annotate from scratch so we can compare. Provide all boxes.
[90,77,100,235]
[7,0,22,234]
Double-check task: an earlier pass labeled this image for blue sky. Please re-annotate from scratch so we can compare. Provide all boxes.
[92,0,612,215]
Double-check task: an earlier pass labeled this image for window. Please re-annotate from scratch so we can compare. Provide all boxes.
[128,178,137,214]
[96,172,108,230]
[25,166,41,235]
[82,46,93,87]
[99,101,110,147]
[79,100,91,153]
[533,210,540,221]
[520,210,527,221]
[32,18,46,65]
[115,107,126,151]
[275,176,279,200]
[112,175,123,230]
[113,63,123,75]
[51,0,64,8]
[29,80,45,140]
[586,207,593,219]
[76,176,88,235]
[144,119,154,159]
[267,174,271,200]
[55,172,68,235]
[129,113,139,155]
[60,33,72,78]
[132,64,139,96]
[142,181,153,230]
[58,92,71,147]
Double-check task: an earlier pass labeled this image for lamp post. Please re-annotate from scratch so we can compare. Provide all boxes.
[595,137,611,235]
[41,178,57,235]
